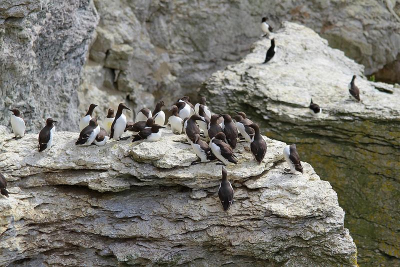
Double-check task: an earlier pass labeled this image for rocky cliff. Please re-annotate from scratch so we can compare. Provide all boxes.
[202,22,400,266]
[0,126,356,266]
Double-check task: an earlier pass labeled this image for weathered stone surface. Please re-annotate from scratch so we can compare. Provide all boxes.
[0,0,98,132]
[202,22,400,266]
[0,129,356,266]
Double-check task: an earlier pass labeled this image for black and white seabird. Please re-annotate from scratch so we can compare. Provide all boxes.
[111,103,131,140]
[195,97,211,118]
[190,134,214,164]
[218,167,234,211]
[261,17,273,37]
[349,75,361,102]
[248,123,267,164]
[0,173,9,198]
[185,114,205,142]
[180,96,195,111]
[132,125,165,142]
[94,127,109,146]
[283,144,303,174]
[176,99,194,120]
[103,108,115,135]
[168,105,184,134]
[197,104,211,138]
[136,107,152,123]
[309,99,321,114]
[210,132,238,165]
[38,118,57,152]
[152,101,165,126]
[80,104,97,131]
[233,112,255,142]
[263,38,276,64]
[208,114,223,140]
[9,108,26,138]
[126,117,154,136]
[222,114,238,149]
[76,118,100,146]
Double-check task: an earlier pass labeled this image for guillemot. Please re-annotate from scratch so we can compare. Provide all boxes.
[168,105,184,134]
[222,114,238,149]
[136,108,152,123]
[79,104,97,131]
[0,173,9,198]
[263,38,276,64]
[218,167,234,211]
[132,125,165,142]
[110,103,131,140]
[261,17,273,38]
[75,118,100,146]
[248,123,267,164]
[197,104,211,138]
[283,144,303,174]
[210,132,238,165]
[126,117,154,136]
[208,114,223,140]
[103,108,115,135]
[233,112,254,142]
[38,118,57,152]
[152,101,165,126]
[9,108,26,139]
[194,97,211,118]
[94,127,109,146]
[190,134,214,164]
[349,75,361,102]
[309,99,321,113]
[185,114,205,142]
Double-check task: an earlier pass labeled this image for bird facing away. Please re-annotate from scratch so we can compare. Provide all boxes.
[309,99,321,114]
[38,118,57,152]
[110,103,131,140]
[261,17,273,37]
[283,144,303,174]
[80,103,97,131]
[233,112,255,142]
[0,173,9,198]
[263,38,276,64]
[9,108,26,138]
[195,97,211,118]
[103,108,115,135]
[197,104,211,138]
[222,114,238,149]
[169,105,184,134]
[349,75,361,101]
[136,108,152,123]
[94,127,109,146]
[218,167,234,211]
[210,132,238,165]
[132,125,165,142]
[75,118,100,146]
[248,123,267,164]
[153,101,165,126]
[185,114,205,143]
[208,114,223,140]
[190,134,213,164]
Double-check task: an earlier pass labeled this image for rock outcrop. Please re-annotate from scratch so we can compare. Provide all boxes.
[0,126,356,266]
[202,22,400,266]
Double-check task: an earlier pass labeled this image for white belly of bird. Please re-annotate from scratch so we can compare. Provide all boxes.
[191,143,208,162]
[154,111,165,126]
[236,122,252,142]
[10,115,25,137]
[283,145,296,173]
[169,116,183,134]
[79,115,91,131]
[179,105,191,119]
[147,131,162,142]
[261,22,270,34]
[85,126,100,145]
[194,103,200,115]
[204,106,211,118]
[136,111,152,123]
[94,136,109,146]
[103,118,114,135]
[45,127,55,151]
[210,141,229,165]
[197,120,209,137]
[113,114,127,140]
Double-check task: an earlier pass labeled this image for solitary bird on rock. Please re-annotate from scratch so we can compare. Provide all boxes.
[263,38,276,64]
[309,99,321,114]
[349,75,361,102]
[218,167,234,211]
[10,108,26,139]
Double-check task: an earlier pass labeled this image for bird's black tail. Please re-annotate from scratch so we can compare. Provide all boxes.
[1,188,9,197]
[39,143,47,152]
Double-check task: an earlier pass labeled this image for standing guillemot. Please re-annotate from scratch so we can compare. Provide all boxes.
[9,109,26,139]
[194,97,211,118]
[136,108,152,122]
[94,128,109,146]
[79,104,97,131]
[168,105,184,134]
[185,114,206,142]
[132,125,165,142]
[248,123,267,164]
[38,118,57,152]
[218,167,234,211]
[190,134,214,164]
[208,114,223,140]
[103,108,115,135]
[349,75,361,102]
[210,132,238,165]
[261,17,273,38]
[222,114,238,149]
[197,104,210,138]
[309,99,321,114]
[75,118,100,146]
[126,117,154,136]
[152,101,165,126]
[233,112,254,142]
[176,101,193,120]
[0,173,9,198]
[283,144,303,174]
[111,103,131,140]
[263,38,276,64]
[180,96,195,111]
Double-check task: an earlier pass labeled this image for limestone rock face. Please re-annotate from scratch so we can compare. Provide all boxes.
[0,0,98,132]
[0,129,356,266]
[202,22,400,266]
